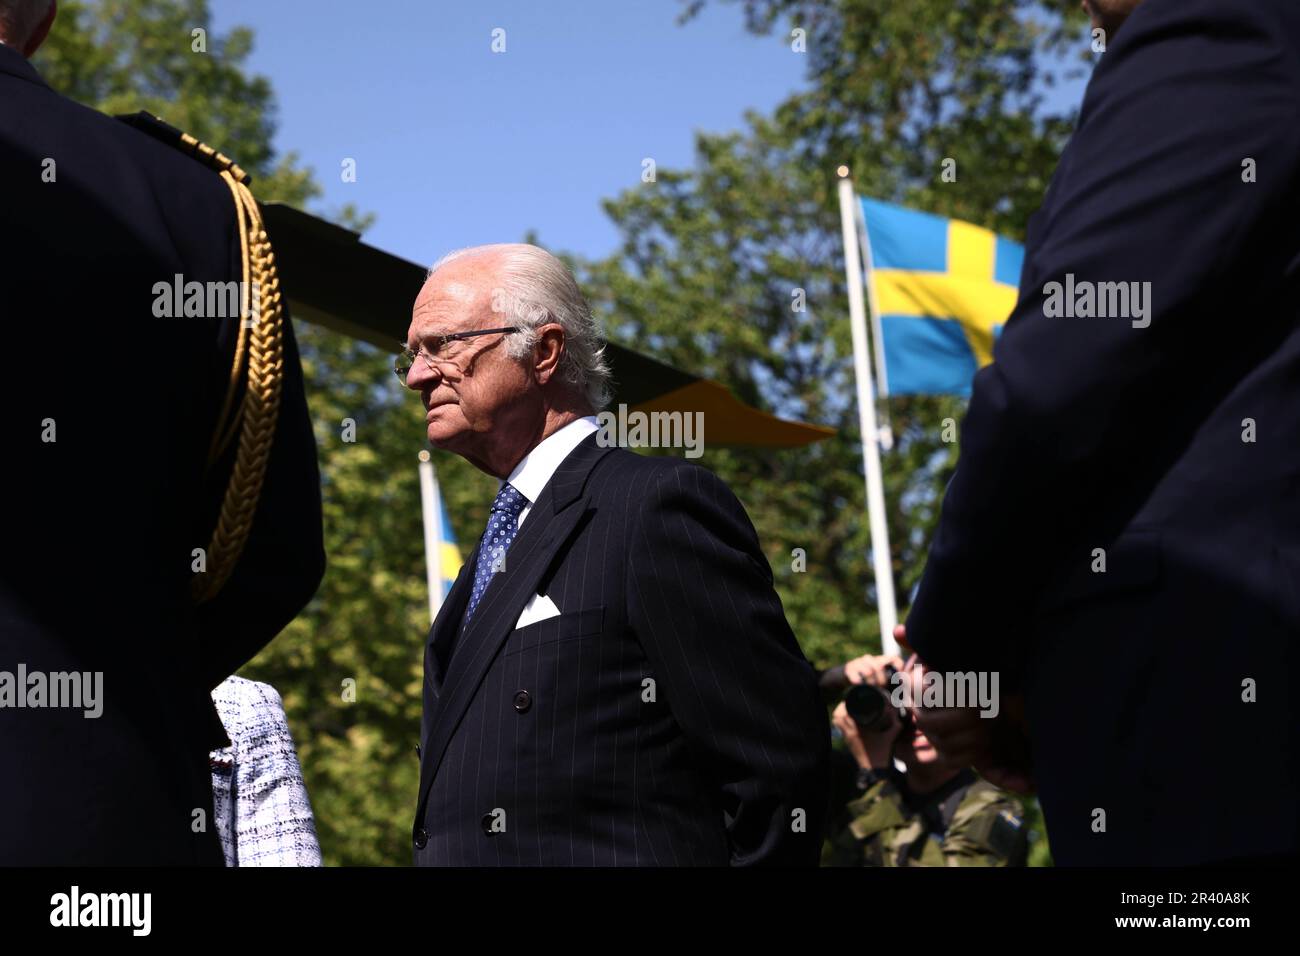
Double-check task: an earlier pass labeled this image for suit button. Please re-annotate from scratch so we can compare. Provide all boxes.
[481,813,496,835]
[414,828,428,850]
[513,690,532,713]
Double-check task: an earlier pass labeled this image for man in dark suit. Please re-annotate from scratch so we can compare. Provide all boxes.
[402,244,829,865]
[905,0,1300,865]
[0,1,325,864]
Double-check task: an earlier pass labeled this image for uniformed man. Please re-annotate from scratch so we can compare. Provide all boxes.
[823,654,1028,867]
[0,0,324,864]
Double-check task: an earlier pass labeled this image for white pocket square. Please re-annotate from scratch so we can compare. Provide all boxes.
[514,592,561,629]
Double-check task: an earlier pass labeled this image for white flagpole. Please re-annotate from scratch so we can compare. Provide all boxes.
[837,168,900,658]
[857,202,894,451]
[418,449,444,625]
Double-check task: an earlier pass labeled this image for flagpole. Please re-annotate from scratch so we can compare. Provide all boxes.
[418,449,444,625]
[857,202,894,451]
[837,168,900,658]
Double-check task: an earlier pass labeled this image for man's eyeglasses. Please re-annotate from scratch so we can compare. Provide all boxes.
[394,326,520,385]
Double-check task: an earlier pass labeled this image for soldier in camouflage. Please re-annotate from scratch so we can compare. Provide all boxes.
[823,653,1028,867]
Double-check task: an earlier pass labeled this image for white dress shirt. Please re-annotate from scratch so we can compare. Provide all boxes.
[505,415,599,528]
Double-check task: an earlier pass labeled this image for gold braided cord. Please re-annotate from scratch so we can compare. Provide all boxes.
[206,173,253,467]
[192,169,285,603]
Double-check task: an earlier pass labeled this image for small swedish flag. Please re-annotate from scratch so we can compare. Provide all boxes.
[438,496,462,595]
[860,198,1025,397]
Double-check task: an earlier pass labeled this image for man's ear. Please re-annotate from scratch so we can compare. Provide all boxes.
[532,323,566,384]
[23,0,57,58]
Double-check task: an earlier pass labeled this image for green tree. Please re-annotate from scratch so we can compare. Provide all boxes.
[36,0,318,207]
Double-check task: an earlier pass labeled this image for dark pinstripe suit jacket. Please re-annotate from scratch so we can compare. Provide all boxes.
[414,434,830,865]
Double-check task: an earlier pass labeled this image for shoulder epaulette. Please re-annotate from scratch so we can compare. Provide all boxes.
[116,110,251,185]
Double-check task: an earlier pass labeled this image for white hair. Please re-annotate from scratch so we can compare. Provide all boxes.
[0,0,51,49]
[429,243,613,411]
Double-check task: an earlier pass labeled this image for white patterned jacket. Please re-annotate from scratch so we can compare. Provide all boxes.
[210,676,322,867]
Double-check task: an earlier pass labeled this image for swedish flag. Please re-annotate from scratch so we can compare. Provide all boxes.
[438,496,462,595]
[860,198,1024,396]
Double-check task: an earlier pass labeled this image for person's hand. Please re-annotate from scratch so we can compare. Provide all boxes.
[832,699,898,770]
[844,652,905,687]
[893,624,1035,794]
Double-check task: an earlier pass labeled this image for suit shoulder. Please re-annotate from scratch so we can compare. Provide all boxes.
[31,89,234,202]
[590,446,733,496]
[1121,0,1300,68]
[110,112,243,215]
[29,93,238,248]
[589,449,759,537]
[115,113,249,184]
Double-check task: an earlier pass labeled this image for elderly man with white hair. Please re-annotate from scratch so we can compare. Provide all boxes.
[403,244,829,866]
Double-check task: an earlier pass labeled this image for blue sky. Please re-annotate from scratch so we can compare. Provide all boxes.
[210,0,811,268]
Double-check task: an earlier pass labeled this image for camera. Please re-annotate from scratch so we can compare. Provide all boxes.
[842,665,911,734]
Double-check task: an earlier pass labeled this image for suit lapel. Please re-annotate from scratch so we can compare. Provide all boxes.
[415,434,613,822]
[424,543,479,698]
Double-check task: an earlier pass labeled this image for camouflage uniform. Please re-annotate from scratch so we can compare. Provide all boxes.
[824,768,1027,866]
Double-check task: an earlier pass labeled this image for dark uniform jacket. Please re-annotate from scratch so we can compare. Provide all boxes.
[0,43,324,865]
[906,0,1300,865]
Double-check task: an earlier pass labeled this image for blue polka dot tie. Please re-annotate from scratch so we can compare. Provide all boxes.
[462,482,528,630]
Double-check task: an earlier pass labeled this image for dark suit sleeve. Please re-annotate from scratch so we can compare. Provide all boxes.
[906,0,1300,675]
[627,464,830,865]
[192,225,326,689]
